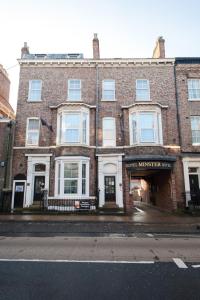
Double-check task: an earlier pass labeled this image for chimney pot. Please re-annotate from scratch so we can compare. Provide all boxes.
[152,36,165,59]
[93,33,100,59]
[21,42,29,58]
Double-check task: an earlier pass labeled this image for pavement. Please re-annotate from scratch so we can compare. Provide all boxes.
[0,202,200,235]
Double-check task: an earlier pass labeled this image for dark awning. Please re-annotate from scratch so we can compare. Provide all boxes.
[124,155,176,171]
[123,155,176,162]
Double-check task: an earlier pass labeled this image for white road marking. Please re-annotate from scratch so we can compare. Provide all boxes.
[192,265,200,268]
[173,258,188,269]
[135,207,144,213]
[0,258,155,264]
[147,234,154,237]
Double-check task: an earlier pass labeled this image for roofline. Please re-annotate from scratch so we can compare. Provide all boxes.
[18,58,175,66]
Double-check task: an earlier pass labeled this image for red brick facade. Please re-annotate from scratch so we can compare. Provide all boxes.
[12,37,187,213]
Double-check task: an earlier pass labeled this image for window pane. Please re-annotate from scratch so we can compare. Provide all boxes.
[82,163,86,195]
[141,129,154,142]
[103,80,115,100]
[136,80,150,101]
[27,132,39,145]
[188,79,200,99]
[82,113,87,144]
[132,114,137,143]
[29,80,42,101]
[68,90,81,101]
[137,80,148,89]
[64,163,78,178]
[64,129,79,143]
[28,119,39,130]
[69,80,81,89]
[64,180,78,194]
[35,164,46,172]
[58,163,61,195]
[103,118,115,146]
[140,114,154,128]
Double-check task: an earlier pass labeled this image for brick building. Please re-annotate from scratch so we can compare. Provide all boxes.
[0,64,15,197]
[175,58,200,207]
[12,35,185,213]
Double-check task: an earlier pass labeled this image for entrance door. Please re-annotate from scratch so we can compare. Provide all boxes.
[189,174,200,202]
[105,176,116,202]
[34,176,45,201]
[13,181,26,208]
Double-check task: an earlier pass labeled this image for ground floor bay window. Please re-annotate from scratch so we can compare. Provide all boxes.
[55,157,89,198]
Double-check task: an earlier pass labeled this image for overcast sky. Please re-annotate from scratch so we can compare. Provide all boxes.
[1,0,200,111]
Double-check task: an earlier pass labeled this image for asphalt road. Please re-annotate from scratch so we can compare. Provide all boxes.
[0,235,200,261]
[0,261,200,300]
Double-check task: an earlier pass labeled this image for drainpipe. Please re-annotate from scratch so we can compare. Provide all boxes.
[95,63,99,207]
[174,61,184,207]
[173,62,182,148]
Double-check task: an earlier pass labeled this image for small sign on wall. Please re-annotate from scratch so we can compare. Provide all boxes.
[15,185,24,192]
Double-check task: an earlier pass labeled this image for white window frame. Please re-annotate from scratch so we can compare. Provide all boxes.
[102,80,116,101]
[57,107,89,146]
[191,116,200,145]
[129,109,163,145]
[102,117,116,147]
[28,80,42,102]
[26,117,40,146]
[68,79,81,101]
[136,79,150,101]
[55,156,90,197]
[188,79,200,101]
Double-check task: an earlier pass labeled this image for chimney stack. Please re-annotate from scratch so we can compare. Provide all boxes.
[93,33,100,59]
[152,36,165,59]
[21,42,29,58]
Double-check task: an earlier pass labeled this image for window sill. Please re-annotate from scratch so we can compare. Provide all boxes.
[130,143,163,147]
[57,143,90,147]
[101,99,116,102]
[192,143,200,146]
[135,99,151,102]
[188,99,200,101]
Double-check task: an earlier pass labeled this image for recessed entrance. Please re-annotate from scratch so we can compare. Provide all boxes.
[33,176,45,201]
[104,176,116,202]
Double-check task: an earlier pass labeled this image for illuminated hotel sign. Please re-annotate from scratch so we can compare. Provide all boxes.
[126,161,173,170]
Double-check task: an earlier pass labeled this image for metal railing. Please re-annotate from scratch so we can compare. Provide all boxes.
[183,191,200,210]
[40,191,97,212]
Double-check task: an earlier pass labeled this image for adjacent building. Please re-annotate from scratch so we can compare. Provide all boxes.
[12,36,189,213]
[0,64,15,201]
[175,58,200,206]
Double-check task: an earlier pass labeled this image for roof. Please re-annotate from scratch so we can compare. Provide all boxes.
[175,57,200,64]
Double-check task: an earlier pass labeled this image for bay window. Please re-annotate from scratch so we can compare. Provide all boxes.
[130,110,162,145]
[58,108,89,145]
[55,157,89,197]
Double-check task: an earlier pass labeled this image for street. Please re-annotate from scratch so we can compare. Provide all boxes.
[0,234,200,299]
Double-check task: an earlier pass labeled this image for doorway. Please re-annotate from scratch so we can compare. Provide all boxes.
[189,174,200,202]
[12,180,26,209]
[33,176,45,201]
[104,176,116,202]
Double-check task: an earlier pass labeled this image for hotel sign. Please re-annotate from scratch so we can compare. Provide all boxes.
[126,161,173,170]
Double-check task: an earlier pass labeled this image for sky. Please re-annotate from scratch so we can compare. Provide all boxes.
[1,0,200,112]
